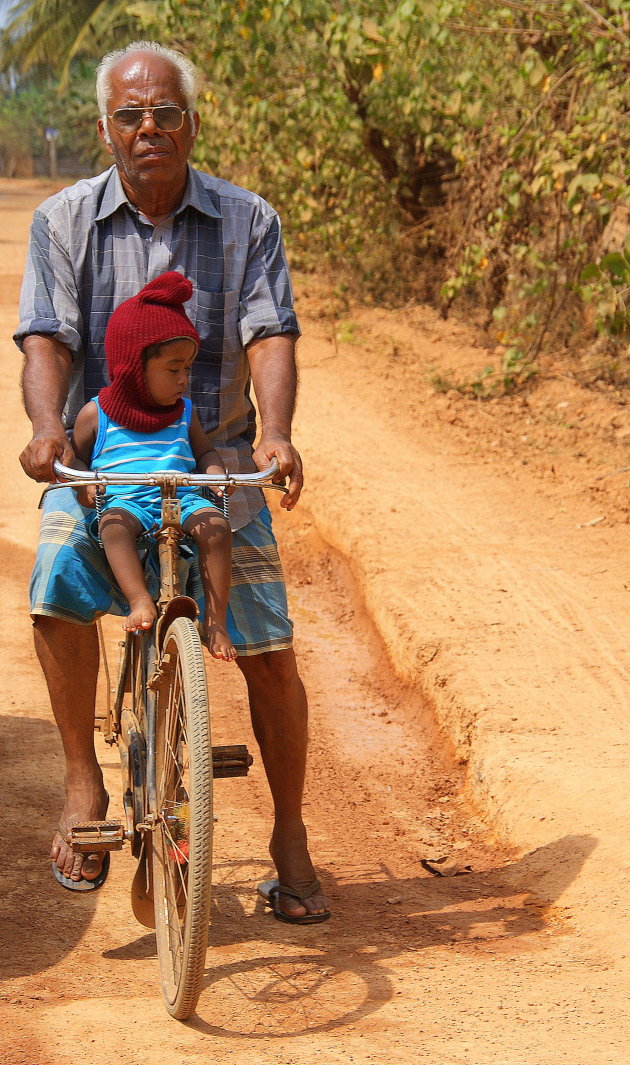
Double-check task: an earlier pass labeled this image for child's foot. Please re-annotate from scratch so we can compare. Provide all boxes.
[124,595,156,632]
[204,622,237,661]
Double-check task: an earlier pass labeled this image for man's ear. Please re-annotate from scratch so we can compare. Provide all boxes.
[97,118,114,156]
[191,110,200,138]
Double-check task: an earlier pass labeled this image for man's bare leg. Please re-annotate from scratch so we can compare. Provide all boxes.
[34,616,108,882]
[237,648,329,919]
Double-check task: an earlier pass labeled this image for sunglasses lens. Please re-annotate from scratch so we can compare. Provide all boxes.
[111,108,143,132]
[153,105,185,130]
[110,106,185,133]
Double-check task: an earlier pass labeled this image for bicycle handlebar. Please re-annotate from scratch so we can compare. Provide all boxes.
[49,457,287,492]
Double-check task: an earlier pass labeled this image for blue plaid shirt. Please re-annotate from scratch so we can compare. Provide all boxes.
[15,164,300,529]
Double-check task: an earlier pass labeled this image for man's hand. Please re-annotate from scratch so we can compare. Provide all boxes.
[253,431,303,510]
[19,424,74,483]
[20,336,73,482]
[247,335,303,511]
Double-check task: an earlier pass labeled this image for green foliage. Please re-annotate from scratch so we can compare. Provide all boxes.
[0,83,50,172]
[0,0,157,84]
[166,0,476,290]
[0,61,112,174]
[161,0,628,381]
[434,2,629,382]
[579,238,630,337]
[3,0,626,386]
[0,1,161,175]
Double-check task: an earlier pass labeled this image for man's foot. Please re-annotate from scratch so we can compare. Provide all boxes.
[257,878,330,924]
[269,824,330,921]
[204,621,237,662]
[124,594,156,632]
[50,780,109,884]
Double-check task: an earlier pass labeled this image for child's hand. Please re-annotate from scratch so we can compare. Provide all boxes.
[76,484,97,509]
[205,465,234,496]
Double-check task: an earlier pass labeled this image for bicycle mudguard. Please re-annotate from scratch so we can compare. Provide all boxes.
[131,840,156,929]
[155,595,198,651]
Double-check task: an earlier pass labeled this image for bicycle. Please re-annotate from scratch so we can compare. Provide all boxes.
[46,457,286,1019]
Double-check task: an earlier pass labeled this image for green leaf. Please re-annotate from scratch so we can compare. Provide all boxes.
[580,263,600,282]
[600,253,629,279]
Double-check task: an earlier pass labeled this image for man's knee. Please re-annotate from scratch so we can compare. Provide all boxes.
[238,647,302,692]
[33,614,99,661]
[33,613,96,635]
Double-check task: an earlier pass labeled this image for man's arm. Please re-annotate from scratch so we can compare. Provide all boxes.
[19,335,75,482]
[247,334,303,511]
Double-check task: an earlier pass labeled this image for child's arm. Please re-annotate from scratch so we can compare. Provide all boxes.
[189,409,227,477]
[70,401,98,467]
[69,401,99,508]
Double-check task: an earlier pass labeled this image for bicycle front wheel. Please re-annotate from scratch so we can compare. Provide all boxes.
[151,615,213,1019]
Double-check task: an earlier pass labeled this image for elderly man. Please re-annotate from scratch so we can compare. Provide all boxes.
[16,40,329,923]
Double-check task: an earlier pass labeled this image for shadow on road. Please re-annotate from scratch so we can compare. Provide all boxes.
[0,715,98,980]
[100,835,595,1036]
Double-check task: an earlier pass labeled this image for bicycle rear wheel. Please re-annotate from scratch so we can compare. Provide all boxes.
[151,615,213,1019]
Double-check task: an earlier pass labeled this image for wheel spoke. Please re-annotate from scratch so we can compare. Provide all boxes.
[159,667,182,797]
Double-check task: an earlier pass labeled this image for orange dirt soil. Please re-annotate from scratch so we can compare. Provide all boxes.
[0,178,628,1063]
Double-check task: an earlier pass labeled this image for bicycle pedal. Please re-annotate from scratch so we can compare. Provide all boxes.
[69,820,125,853]
[212,744,254,778]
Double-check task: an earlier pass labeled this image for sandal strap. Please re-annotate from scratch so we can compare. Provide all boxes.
[270,878,321,903]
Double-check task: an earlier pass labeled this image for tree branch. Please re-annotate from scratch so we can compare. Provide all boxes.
[573,0,629,45]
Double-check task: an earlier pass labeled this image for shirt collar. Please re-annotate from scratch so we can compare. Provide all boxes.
[95,164,222,222]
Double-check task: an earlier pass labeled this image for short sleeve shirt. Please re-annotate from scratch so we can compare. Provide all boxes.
[15,164,300,529]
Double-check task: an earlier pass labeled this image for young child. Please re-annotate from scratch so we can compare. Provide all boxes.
[70,271,236,661]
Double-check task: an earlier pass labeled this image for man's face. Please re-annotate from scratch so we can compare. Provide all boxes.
[97,51,200,201]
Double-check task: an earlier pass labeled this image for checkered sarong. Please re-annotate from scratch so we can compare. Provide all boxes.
[31,488,293,656]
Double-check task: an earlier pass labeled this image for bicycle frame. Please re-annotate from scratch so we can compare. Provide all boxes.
[44,457,286,1015]
[46,458,285,826]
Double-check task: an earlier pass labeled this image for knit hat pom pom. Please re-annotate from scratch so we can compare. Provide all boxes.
[137,271,193,308]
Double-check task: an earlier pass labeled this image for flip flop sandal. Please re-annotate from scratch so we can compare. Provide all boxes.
[52,850,111,892]
[51,791,111,892]
[257,877,331,925]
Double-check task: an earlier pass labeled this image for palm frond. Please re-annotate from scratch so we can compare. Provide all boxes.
[0,0,158,78]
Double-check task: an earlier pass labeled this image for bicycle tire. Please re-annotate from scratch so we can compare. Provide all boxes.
[150,615,213,1019]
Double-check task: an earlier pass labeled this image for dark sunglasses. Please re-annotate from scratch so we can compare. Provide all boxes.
[107,105,191,134]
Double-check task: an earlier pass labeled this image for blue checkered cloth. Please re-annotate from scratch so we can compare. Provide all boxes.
[32,488,293,656]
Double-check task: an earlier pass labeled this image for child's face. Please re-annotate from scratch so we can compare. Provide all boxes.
[144,338,197,406]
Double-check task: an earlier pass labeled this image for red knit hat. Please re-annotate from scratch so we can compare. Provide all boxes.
[99,271,200,433]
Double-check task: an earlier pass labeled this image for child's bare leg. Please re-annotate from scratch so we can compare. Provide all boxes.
[184,508,235,661]
[99,509,156,632]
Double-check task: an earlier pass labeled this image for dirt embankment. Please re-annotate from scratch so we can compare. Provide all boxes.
[1,179,628,1065]
[293,277,630,939]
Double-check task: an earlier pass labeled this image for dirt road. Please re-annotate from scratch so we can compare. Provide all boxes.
[1,179,628,1064]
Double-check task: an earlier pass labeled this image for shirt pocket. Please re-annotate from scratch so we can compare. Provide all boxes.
[193,289,241,364]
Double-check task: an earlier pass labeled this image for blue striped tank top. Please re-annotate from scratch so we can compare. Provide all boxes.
[91,397,200,508]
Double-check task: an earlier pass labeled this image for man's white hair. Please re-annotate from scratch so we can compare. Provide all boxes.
[96,40,199,120]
